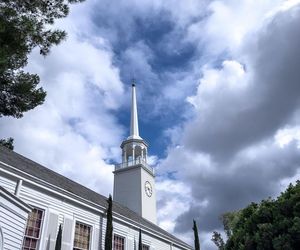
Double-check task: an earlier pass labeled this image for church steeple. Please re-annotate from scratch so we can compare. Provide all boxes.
[128,82,141,140]
[113,81,157,224]
[118,82,149,168]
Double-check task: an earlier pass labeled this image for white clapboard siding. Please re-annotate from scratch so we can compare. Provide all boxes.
[0,166,191,250]
[127,237,134,250]
[173,246,182,250]
[0,189,29,250]
[101,216,107,249]
[0,175,16,194]
[58,214,64,225]
[0,227,3,250]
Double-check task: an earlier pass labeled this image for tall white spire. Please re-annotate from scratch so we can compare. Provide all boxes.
[128,82,141,140]
[114,81,156,224]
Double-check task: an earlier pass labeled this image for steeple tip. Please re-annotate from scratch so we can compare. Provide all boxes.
[132,78,136,87]
[128,80,141,140]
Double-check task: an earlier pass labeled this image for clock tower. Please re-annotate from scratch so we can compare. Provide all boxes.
[113,82,157,224]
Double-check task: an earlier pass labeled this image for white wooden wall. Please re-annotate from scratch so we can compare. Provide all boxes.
[0,194,28,249]
[0,169,190,250]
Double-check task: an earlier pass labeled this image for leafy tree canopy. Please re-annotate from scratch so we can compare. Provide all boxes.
[0,137,14,150]
[212,181,300,250]
[0,0,84,118]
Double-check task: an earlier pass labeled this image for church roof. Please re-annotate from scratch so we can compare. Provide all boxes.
[0,146,191,249]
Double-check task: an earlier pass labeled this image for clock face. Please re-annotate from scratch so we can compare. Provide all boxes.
[145,181,153,197]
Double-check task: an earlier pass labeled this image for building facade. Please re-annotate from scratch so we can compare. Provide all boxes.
[0,84,192,250]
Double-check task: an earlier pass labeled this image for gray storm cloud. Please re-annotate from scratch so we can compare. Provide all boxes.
[184,6,300,160]
[172,5,300,235]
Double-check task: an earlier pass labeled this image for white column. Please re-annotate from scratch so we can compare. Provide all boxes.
[122,149,126,163]
[124,150,127,166]
[132,146,135,163]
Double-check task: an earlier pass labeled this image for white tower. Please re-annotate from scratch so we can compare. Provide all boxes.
[113,82,157,224]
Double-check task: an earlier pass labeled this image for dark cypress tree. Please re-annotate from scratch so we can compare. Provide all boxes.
[138,228,143,250]
[193,219,200,250]
[105,194,113,250]
[55,224,62,250]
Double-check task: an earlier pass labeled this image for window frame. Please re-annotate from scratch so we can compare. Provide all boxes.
[22,207,45,250]
[142,244,150,250]
[113,233,126,250]
[72,220,93,250]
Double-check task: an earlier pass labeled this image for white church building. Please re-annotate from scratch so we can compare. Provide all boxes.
[0,84,192,250]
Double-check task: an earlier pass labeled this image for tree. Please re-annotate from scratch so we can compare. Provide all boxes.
[138,228,142,250]
[105,194,113,250]
[193,219,200,250]
[212,181,300,249]
[0,0,84,118]
[55,224,62,250]
[211,231,225,250]
[0,137,14,150]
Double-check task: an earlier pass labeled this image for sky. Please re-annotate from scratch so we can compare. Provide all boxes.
[1,0,300,249]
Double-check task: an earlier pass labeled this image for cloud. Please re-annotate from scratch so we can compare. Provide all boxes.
[186,0,284,56]
[87,0,201,122]
[2,0,300,249]
[275,126,300,148]
[0,3,125,196]
[172,140,300,231]
[156,1,300,248]
[156,178,192,232]
[157,138,300,249]
[184,4,300,160]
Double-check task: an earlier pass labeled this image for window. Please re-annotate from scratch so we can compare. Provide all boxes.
[22,208,44,250]
[73,222,91,250]
[142,244,150,250]
[114,234,125,250]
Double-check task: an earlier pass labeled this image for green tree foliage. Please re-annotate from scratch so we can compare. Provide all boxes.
[55,224,62,250]
[105,194,113,250]
[0,0,84,118]
[221,211,241,239]
[193,219,201,250]
[211,231,225,250]
[0,137,14,150]
[138,228,142,250]
[212,181,300,250]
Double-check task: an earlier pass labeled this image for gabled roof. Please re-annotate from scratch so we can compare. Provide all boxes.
[0,146,191,249]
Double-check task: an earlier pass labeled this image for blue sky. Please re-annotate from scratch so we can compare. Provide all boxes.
[1,0,300,249]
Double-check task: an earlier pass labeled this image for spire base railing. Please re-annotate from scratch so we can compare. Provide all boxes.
[115,159,154,175]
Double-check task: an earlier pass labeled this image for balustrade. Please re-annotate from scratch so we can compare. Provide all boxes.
[115,158,154,174]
